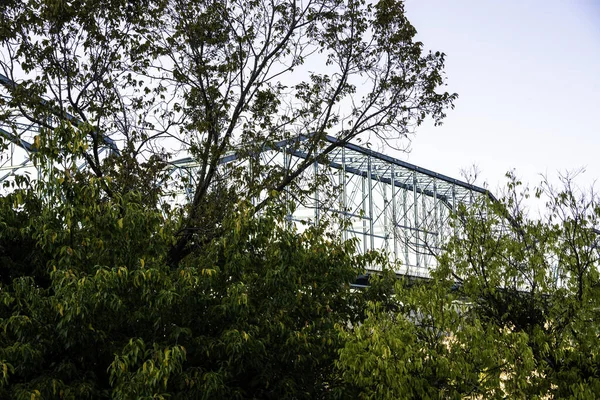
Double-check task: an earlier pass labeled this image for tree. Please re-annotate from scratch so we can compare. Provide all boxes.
[0,161,391,398]
[0,0,456,266]
[0,1,459,397]
[336,173,600,399]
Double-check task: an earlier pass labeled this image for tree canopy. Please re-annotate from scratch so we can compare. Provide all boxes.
[337,173,600,399]
[0,0,460,396]
[2,0,600,399]
[0,165,393,398]
[0,0,456,266]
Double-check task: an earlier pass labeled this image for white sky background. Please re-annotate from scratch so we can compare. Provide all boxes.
[399,0,600,194]
[2,0,598,201]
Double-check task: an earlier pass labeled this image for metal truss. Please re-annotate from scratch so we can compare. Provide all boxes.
[1,69,490,277]
[1,128,490,277]
[0,73,38,184]
[165,136,490,278]
[0,72,119,188]
[294,137,487,277]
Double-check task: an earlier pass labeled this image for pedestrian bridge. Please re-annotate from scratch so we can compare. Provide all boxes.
[0,73,490,278]
[165,135,490,278]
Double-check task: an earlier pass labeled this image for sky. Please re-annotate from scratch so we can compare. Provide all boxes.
[399,0,600,194]
[2,0,598,200]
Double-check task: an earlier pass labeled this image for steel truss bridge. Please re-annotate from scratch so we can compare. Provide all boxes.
[0,74,490,279]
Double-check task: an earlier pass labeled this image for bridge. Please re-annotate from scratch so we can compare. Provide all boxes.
[0,73,490,278]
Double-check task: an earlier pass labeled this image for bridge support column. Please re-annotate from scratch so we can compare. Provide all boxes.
[413,171,420,270]
[391,165,398,261]
[367,155,374,252]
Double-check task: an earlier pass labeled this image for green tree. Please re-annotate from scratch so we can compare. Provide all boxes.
[0,162,389,398]
[0,0,456,266]
[0,1,457,397]
[336,173,600,399]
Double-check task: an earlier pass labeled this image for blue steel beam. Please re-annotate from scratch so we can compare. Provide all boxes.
[166,134,494,206]
[0,126,34,153]
[322,135,489,196]
[0,73,119,155]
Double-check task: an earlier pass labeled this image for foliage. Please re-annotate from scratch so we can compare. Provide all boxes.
[0,0,456,266]
[0,2,458,392]
[0,166,388,398]
[0,1,458,391]
[336,173,600,399]
[5,2,599,398]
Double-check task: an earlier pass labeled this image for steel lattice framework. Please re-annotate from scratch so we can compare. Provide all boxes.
[304,137,486,277]
[1,72,490,278]
[165,136,490,278]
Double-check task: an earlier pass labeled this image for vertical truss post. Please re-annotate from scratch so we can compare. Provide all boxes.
[413,171,420,270]
[284,147,292,228]
[383,175,388,253]
[391,165,398,261]
[452,184,458,238]
[367,155,374,252]
[422,186,428,268]
[452,184,457,209]
[434,179,440,254]
[403,187,409,267]
[340,147,348,242]
[314,159,319,225]
[362,169,367,254]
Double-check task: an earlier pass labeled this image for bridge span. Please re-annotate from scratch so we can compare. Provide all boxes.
[144,135,490,278]
[0,72,490,278]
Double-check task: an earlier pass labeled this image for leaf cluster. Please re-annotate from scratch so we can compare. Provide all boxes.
[336,174,600,399]
[0,171,388,399]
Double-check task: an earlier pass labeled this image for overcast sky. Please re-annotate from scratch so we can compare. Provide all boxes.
[399,0,600,194]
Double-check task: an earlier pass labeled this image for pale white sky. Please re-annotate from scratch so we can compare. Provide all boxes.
[2,0,598,198]
[401,0,600,193]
